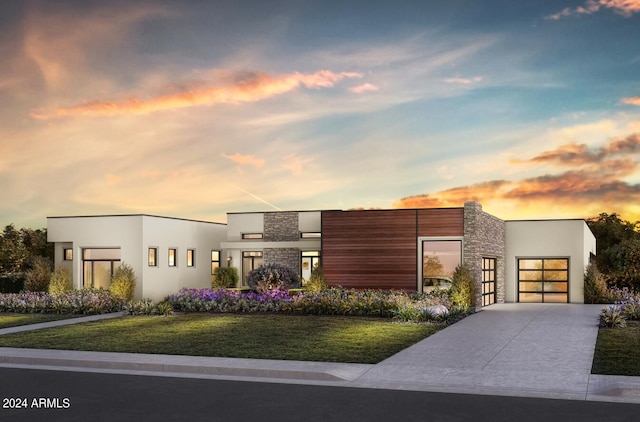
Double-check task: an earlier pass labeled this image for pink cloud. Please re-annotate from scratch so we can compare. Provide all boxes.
[349,83,379,94]
[31,70,362,119]
[444,76,482,85]
[546,0,640,20]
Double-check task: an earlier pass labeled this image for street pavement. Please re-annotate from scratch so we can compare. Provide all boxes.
[1,303,640,404]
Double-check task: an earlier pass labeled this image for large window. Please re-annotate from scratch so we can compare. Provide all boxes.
[301,251,320,282]
[482,258,496,306]
[518,258,569,303]
[242,251,263,285]
[83,248,121,289]
[422,240,462,290]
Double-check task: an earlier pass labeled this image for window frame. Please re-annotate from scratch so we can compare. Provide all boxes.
[300,232,321,239]
[241,233,264,240]
[148,247,158,267]
[211,250,221,275]
[187,249,195,267]
[517,257,569,303]
[168,248,178,267]
[482,257,496,307]
[63,248,73,261]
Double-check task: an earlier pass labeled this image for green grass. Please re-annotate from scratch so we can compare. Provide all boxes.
[0,313,442,363]
[0,313,76,329]
[592,321,640,376]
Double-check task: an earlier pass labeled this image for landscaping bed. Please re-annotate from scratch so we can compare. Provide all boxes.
[0,313,442,363]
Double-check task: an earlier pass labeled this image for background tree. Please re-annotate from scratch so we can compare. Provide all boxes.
[0,225,54,293]
[587,213,640,290]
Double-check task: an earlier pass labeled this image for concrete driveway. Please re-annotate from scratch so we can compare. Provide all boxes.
[352,303,635,402]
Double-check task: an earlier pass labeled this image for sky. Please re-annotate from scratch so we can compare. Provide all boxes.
[2,0,640,229]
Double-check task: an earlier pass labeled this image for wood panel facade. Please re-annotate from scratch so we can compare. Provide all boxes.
[321,208,464,291]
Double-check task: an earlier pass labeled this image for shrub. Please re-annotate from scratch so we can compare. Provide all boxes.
[305,266,329,293]
[247,263,301,292]
[0,289,125,314]
[449,264,476,310]
[49,267,73,295]
[125,299,156,315]
[24,256,52,292]
[584,263,607,304]
[0,273,25,293]
[155,301,174,315]
[212,267,239,289]
[109,263,137,300]
[599,305,627,328]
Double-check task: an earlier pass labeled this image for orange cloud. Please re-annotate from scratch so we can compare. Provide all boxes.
[546,0,640,20]
[394,132,640,220]
[514,134,640,166]
[622,96,640,106]
[31,70,362,119]
[222,153,265,168]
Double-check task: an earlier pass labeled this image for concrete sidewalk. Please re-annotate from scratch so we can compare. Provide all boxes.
[1,304,640,404]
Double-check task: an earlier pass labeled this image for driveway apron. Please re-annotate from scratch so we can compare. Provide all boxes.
[353,303,603,400]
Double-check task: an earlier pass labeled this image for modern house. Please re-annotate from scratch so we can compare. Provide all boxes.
[47,202,596,306]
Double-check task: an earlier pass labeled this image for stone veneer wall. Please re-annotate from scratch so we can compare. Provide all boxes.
[463,202,506,310]
[264,248,301,277]
[264,212,299,241]
[263,212,301,277]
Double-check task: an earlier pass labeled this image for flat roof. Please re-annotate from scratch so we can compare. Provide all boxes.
[47,214,226,226]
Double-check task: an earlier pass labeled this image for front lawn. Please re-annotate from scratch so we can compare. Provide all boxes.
[0,313,76,329]
[591,321,640,376]
[0,313,442,363]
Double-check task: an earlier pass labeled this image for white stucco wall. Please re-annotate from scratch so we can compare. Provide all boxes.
[226,213,264,241]
[221,211,322,284]
[140,216,226,300]
[505,220,596,303]
[48,215,226,301]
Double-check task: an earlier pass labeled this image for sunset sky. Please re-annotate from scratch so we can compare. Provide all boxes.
[2,0,640,229]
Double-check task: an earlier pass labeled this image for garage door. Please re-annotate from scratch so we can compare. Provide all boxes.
[518,258,568,303]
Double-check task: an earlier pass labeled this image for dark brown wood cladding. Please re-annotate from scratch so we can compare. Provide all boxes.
[322,210,417,290]
[417,208,464,237]
[321,208,465,291]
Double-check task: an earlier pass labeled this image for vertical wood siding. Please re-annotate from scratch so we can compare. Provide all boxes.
[321,208,464,291]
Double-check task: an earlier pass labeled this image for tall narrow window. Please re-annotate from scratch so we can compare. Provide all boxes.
[242,251,263,285]
[301,251,321,282]
[482,258,496,306]
[168,248,177,267]
[148,248,158,267]
[63,248,73,261]
[187,249,195,267]
[211,250,220,275]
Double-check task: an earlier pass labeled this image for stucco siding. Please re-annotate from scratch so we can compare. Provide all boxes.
[505,220,595,303]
